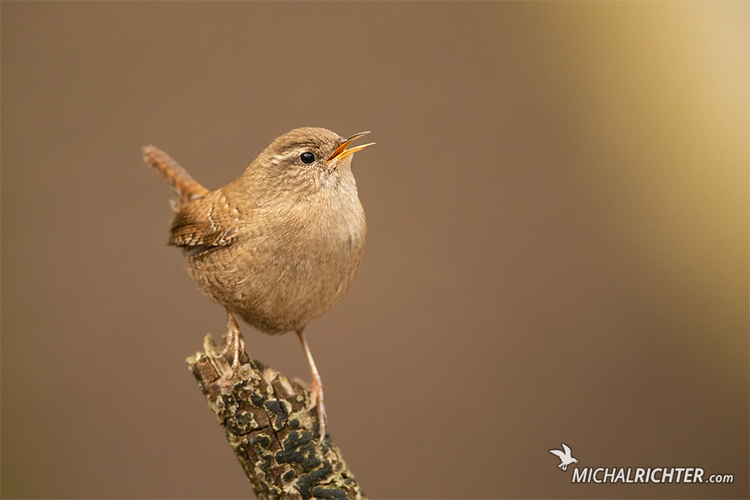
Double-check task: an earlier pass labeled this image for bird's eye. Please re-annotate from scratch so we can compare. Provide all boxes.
[300,152,315,164]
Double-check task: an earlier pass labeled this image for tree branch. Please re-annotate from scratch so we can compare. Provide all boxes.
[186,334,366,500]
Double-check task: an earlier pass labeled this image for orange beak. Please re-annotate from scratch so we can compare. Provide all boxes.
[328,131,375,161]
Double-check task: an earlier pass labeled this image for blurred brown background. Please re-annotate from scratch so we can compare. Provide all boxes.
[1,2,747,499]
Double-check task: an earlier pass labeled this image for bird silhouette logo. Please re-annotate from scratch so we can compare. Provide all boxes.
[549,443,579,471]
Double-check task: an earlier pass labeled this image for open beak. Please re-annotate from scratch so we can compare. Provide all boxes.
[328,131,375,162]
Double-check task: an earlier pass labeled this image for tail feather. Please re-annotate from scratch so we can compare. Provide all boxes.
[143,145,208,202]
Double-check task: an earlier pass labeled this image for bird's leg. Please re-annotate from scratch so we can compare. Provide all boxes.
[215,309,245,373]
[297,329,327,443]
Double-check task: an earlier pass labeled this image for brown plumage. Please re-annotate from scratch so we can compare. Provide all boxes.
[144,127,373,441]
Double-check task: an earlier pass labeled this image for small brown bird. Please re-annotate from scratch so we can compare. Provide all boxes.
[144,127,373,440]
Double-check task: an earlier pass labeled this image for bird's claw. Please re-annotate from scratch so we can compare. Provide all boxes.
[214,310,245,378]
[309,378,327,444]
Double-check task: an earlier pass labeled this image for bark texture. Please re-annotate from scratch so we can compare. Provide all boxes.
[186,334,366,500]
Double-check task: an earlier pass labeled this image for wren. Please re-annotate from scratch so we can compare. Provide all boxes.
[144,127,373,440]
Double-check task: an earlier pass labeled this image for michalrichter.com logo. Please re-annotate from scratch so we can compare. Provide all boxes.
[549,443,578,471]
[549,443,735,484]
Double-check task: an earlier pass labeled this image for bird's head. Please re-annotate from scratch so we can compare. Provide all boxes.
[240,127,374,205]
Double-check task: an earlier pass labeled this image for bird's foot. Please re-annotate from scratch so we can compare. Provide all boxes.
[296,329,327,444]
[214,310,245,379]
[292,375,327,444]
[309,376,327,444]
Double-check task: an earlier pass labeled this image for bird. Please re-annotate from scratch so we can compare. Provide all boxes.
[549,443,578,471]
[143,127,374,441]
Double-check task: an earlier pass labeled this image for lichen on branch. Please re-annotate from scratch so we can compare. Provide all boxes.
[187,334,366,500]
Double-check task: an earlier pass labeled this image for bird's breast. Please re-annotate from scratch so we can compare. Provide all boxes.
[227,189,366,333]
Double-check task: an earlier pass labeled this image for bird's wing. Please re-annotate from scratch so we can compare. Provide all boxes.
[169,189,246,251]
[562,444,572,456]
[549,449,565,458]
